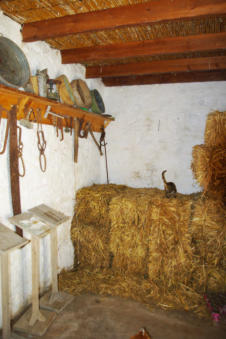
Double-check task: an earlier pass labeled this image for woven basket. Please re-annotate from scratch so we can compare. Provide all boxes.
[56,75,76,105]
[71,79,92,108]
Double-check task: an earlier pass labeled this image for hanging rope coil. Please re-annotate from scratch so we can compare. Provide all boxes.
[0,106,10,155]
[17,126,25,177]
[36,108,47,172]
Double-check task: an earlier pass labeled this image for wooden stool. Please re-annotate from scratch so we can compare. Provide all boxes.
[29,204,74,313]
[0,223,28,339]
[8,213,56,336]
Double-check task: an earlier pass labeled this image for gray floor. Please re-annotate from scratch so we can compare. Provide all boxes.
[13,294,226,339]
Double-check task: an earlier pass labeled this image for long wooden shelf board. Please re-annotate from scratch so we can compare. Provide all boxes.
[0,84,114,132]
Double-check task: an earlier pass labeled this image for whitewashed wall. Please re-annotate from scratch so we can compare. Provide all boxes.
[101,82,226,193]
[0,12,102,326]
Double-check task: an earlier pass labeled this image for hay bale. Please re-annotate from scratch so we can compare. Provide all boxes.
[190,198,226,293]
[204,111,226,147]
[72,184,128,229]
[71,184,129,269]
[147,194,195,288]
[109,188,160,275]
[67,184,224,318]
[191,145,226,199]
[71,223,110,269]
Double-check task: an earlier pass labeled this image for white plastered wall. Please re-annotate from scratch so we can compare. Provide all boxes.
[0,12,102,326]
[101,82,226,193]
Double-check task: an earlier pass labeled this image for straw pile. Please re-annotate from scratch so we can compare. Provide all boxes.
[59,266,156,306]
[192,111,226,202]
[62,184,225,318]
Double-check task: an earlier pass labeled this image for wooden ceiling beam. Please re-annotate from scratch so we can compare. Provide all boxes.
[22,0,226,42]
[102,70,226,86]
[86,56,226,78]
[62,32,226,64]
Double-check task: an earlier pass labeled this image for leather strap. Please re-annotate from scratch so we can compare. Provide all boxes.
[0,106,10,155]
[9,105,23,237]
[74,118,79,163]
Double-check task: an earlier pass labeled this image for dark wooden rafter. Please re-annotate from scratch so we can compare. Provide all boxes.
[21,0,226,42]
[86,56,226,78]
[102,70,226,86]
[62,32,226,64]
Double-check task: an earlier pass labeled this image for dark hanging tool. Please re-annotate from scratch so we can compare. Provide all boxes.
[78,119,90,139]
[88,125,103,156]
[74,118,79,163]
[19,98,33,129]
[99,127,109,184]
[9,105,23,236]
[64,117,71,133]
[57,117,64,141]
[44,105,64,141]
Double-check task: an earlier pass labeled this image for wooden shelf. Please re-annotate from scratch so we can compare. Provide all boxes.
[0,84,114,132]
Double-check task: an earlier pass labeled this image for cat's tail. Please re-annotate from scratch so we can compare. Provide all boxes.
[162,170,167,184]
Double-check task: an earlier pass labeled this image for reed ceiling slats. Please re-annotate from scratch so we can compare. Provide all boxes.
[0,0,226,85]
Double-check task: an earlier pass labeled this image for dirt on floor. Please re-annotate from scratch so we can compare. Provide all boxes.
[12,294,226,339]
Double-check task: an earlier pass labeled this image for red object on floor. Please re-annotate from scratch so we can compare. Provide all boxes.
[130,327,152,339]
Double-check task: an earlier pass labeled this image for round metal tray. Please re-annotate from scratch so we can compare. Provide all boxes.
[0,36,30,88]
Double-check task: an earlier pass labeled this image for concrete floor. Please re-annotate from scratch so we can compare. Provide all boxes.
[13,294,225,339]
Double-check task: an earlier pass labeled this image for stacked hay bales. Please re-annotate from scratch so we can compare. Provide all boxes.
[192,111,226,201]
[71,184,128,269]
[65,184,226,317]
[64,111,226,318]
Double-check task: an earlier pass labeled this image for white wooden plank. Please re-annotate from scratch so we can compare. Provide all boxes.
[0,223,28,253]
[29,204,69,227]
[8,213,50,238]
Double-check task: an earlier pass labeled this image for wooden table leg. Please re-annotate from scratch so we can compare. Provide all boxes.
[49,228,58,304]
[1,252,11,339]
[29,237,45,326]
[40,226,74,313]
